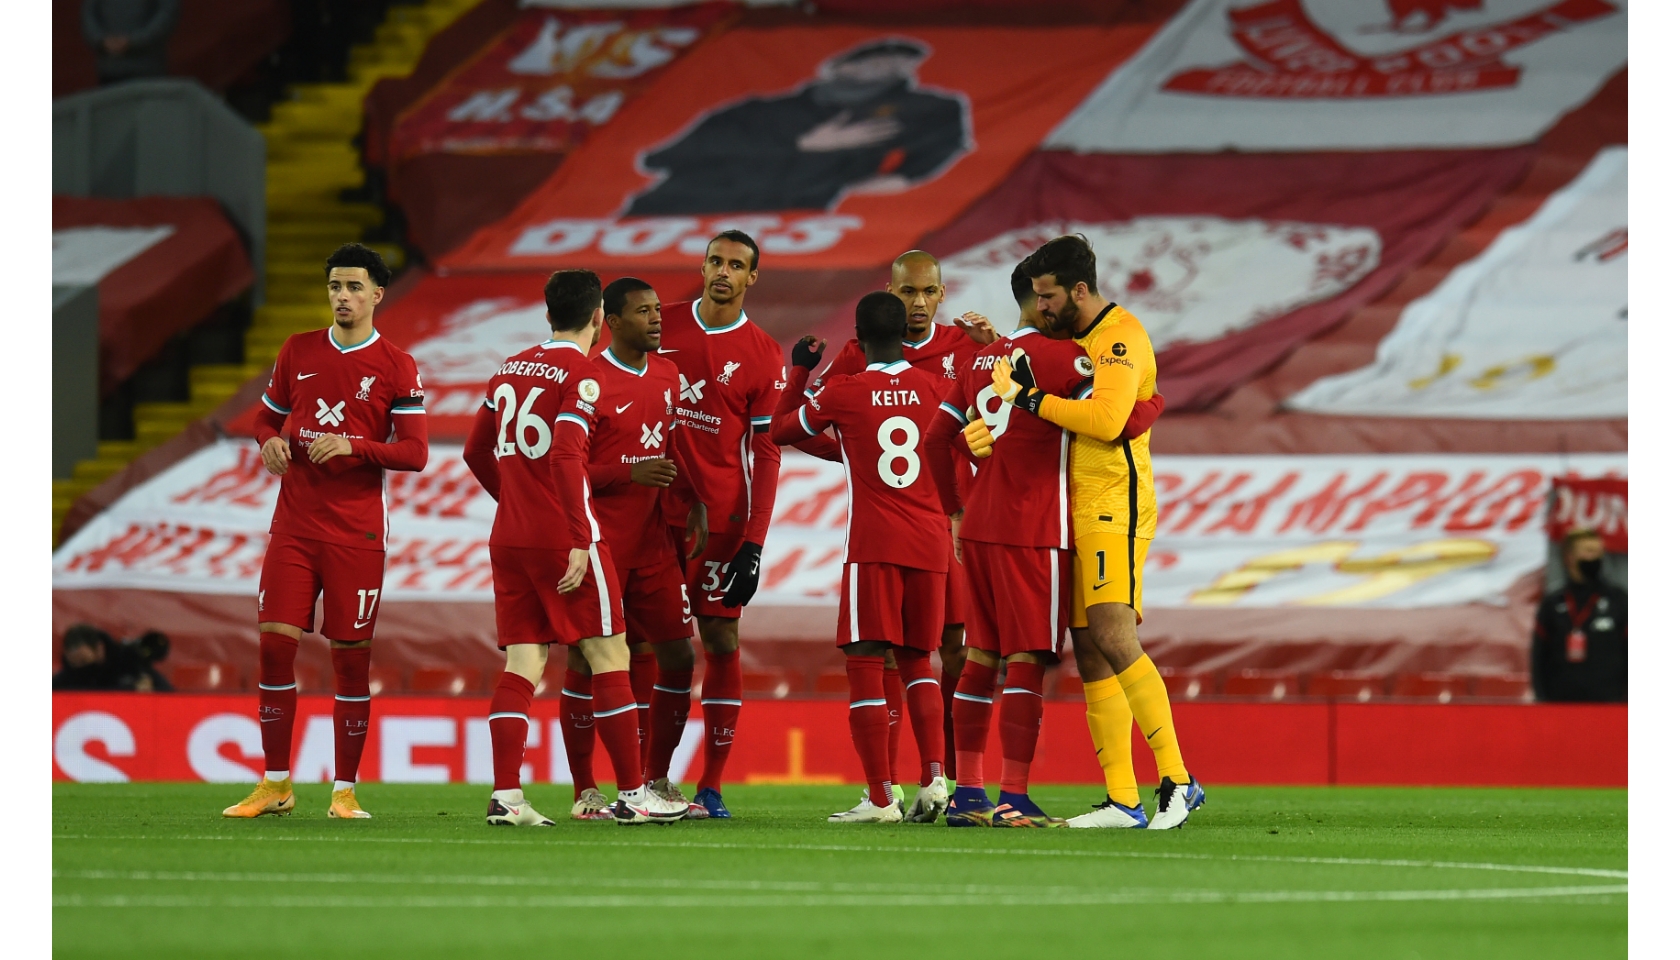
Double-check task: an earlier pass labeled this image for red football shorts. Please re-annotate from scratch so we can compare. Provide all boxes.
[618,549,694,645]
[944,536,967,627]
[960,540,1071,657]
[836,562,947,651]
[258,534,386,641]
[682,528,748,620]
[489,542,625,648]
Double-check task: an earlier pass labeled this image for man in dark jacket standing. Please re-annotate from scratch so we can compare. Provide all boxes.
[1532,529,1627,702]
[627,39,969,216]
[83,0,180,85]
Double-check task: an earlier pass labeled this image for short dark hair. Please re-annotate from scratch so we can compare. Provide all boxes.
[603,277,655,319]
[544,269,603,332]
[1010,261,1035,306]
[324,243,392,288]
[833,38,928,66]
[1564,528,1604,554]
[855,291,907,347]
[62,624,110,653]
[1023,235,1099,298]
[708,230,760,271]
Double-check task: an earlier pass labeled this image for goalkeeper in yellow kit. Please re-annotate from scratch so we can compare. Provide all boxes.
[971,235,1204,829]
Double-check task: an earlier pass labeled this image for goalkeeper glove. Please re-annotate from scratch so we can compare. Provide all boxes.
[989,349,1046,415]
[719,541,763,608]
[963,419,995,459]
[791,336,824,370]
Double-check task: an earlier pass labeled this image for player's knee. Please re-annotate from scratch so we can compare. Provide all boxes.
[258,622,303,642]
[579,633,631,674]
[842,640,892,658]
[966,647,1001,670]
[503,642,549,681]
[565,644,591,675]
[697,617,739,653]
[654,636,696,670]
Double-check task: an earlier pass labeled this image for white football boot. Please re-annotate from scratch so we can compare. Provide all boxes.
[1067,797,1149,829]
[614,785,689,825]
[485,791,555,827]
[1147,776,1207,830]
[828,794,905,824]
[904,777,950,823]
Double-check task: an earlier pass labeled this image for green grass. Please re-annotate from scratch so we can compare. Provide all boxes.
[53,783,1625,959]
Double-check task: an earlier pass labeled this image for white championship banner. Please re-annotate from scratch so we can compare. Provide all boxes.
[1286,147,1626,419]
[53,444,1623,609]
[1044,0,1626,152]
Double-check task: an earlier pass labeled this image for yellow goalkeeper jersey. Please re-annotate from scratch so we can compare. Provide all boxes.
[1035,303,1157,541]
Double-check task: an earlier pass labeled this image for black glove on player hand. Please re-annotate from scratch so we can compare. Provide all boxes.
[719,541,764,608]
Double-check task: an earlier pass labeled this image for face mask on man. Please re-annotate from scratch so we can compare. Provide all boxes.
[1576,557,1603,582]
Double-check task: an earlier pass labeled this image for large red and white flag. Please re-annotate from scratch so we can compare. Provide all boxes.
[1045,0,1626,152]
[1286,147,1626,419]
[52,443,1623,611]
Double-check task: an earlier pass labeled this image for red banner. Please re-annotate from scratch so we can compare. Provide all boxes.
[387,3,735,162]
[1546,476,1626,551]
[52,694,1624,788]
[440,23,1155,272]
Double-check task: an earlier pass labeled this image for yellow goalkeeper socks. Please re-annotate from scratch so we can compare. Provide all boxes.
[1083,676,1139,807]
[1119,654,1189,785]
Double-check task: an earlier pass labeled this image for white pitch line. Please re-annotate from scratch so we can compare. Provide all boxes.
[50,886,1628,910]
[51,834,1628,880]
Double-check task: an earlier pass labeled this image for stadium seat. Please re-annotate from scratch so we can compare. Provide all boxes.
[409,667,481,696]
[742,669,797,699]
[166,662,239,692]
[1220,669,1300,700]
[1158,667,1212,700]
[366,664,404,697]
[1305,670,1387,701]
[291,662,325,694]
[1391,672,1472,703]
[1470,673,1534,702]
[813,671,851,697]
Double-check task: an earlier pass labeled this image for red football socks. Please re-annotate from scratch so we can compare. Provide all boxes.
[940,660,960,779]
[645,663,693,781]
[952,658,997,789]
[488,672,536,792]
[999,660,1047,795]
[896,649,946,787]
[256,632,298,774]
[696,649,742,792]
[591,670,644,792]
[629,650,656,769]
[845,656,893,808]
[560,668,597,796]
[883,664,903,785]
[330,646,372,785]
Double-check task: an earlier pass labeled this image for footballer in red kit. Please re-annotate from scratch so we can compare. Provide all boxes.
[782,252,997,788]
[461,270,688,827]
[557,277,712,821]
[223,244,428,822]
[771,292,952,824]
[928,263,1163,828]
[654,231,786,819]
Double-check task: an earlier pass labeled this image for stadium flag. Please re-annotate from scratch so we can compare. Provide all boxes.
[53,445,1623,610]
[920,149,1533,411]
[1044,0,1627,153]
[385,2,736,162]
[437,22,1156,272]
[221,271,702,443]
[1285,147,1626,420]
[1545,476,1626,551]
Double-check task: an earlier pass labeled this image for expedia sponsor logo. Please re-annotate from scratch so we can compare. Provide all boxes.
[1111,342,1127,358]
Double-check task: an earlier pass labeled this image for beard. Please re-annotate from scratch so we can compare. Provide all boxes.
[1045,298,1080,333]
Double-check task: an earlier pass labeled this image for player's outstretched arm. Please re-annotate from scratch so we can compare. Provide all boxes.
[461,403,501,501]
[778,337,841,462]
[1123,392,1165,440]
[347,406,428,471]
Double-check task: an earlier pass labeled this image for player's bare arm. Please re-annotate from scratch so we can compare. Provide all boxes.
[260,436,290,476]
[558,548,590,594]
[307,434,354,464]
[630,458,679,487]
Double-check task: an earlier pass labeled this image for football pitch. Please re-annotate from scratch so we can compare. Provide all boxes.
[53,783,1625,959]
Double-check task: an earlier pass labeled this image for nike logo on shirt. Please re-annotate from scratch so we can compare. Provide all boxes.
[615,402,634,414]
[656,348,679,354]
[297,373,319,380]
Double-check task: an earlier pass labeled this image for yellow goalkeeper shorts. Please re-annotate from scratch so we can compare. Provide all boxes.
[1071,532,1148,628]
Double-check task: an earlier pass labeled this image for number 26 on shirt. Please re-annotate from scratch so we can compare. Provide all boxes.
[493,383,551,459]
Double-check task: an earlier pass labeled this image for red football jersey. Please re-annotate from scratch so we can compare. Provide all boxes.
[786,361,950,572]
[260,328,426,550]
[478,339,602,550]
[810,322,978,395]
[658,300,786,536]
[587,347,682,569]
[941,327,1092,549]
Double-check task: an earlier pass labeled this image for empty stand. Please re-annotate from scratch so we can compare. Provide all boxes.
[1306,671,1387,702]
[409,666,482,697]
[165,662,240,693]
[1222,669,1300,701]
[1392,673,1473,703]
[743,669,799,700]
[1470,674,1534,702]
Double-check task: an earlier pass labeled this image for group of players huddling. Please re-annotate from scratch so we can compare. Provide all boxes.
[222,231,1206,830]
